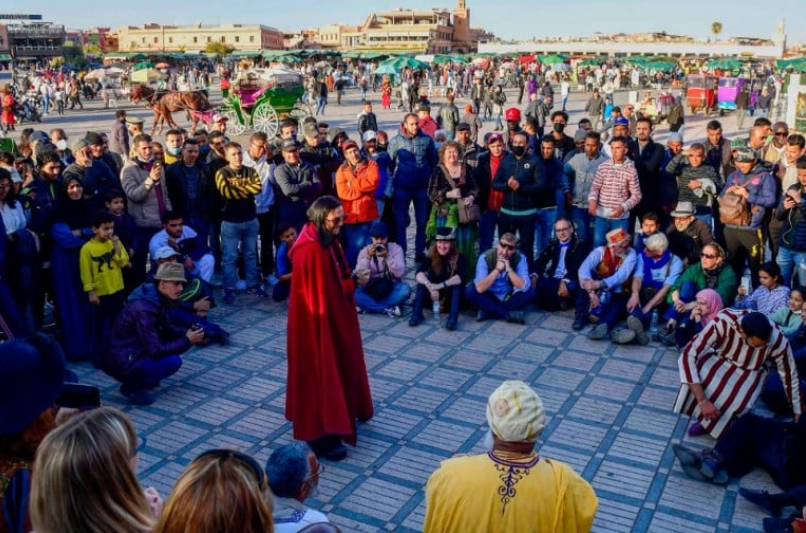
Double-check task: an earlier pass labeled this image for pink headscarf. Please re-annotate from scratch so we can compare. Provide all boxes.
[696,289,724,325]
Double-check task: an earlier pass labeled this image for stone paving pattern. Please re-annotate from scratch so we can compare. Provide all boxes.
[46,82,779,533]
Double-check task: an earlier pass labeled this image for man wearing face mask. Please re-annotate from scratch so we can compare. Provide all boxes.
[549,111,575,161]
[166,138,214,252]
[122,133,173,288]
[163,129,184,165]
[492,131,546,270]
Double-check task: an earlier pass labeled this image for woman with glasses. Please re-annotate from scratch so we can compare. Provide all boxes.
[30,407,162,533]
[155,448,272,533]
[286,196,374,462]
[409,227,466,331]
[657,242,737,346]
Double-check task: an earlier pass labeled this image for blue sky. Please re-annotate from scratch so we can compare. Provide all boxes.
[18,0,806,45]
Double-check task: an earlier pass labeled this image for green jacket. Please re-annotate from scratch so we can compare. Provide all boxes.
[668,263,737,307]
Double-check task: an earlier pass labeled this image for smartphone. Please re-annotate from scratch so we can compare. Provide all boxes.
[56,383,101,410]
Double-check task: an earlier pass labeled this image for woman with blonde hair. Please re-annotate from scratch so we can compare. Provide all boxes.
[30,407,159,533]
[155,449,273,533]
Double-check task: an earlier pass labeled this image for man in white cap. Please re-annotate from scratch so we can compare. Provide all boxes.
[424,380,597,533]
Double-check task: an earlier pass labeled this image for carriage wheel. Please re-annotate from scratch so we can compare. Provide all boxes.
[252,104,279,138]
[222,110,247,136]
[289,102,313,122]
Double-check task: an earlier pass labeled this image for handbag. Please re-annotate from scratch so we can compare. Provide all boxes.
[719,176,754,226]
[442,164,480,224]
[362,257,395,300]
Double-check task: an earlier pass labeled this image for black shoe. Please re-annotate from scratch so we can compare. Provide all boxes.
[308,435,347,462]
[739,488,782,517]
[120,385,155,406]
[476,310,489,322]
[572,315,586,330]
[506,311,525,324]
[409,314,424,327]
[762,517,795,533]
[445,318,457,331]
[324,443,348,462]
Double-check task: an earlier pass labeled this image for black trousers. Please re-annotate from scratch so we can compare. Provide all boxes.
[497,212,536,271]
[257,211,275,277]
[724,227,764,288]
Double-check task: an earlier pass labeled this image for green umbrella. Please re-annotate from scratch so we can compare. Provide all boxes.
[578,57,606,66]
[379,56,430,71]
[641,61,676,72]
[538,54,568,65]
[132,61,154,71]
[778,56,806,71]
[705,58,743,70]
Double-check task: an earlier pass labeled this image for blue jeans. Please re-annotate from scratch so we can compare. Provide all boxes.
[593,217,629,248]
[123,355,183,391]
[663,280,698,323]
[221,218,260,291]
[355,282,412,313]
[393,187,430,256]
[42,94,50,114]
[534,206,557,256]
[465,284,536,319]
[777,247,806,287]
[572,207,592,244]
[343,222,372,268]
[479,210,499,252]
[316,96,327,116]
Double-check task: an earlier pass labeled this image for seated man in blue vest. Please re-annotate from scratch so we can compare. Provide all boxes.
[464,232,535,324]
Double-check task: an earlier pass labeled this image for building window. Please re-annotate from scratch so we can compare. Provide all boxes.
[220,36,225,43]
[153,37,158,43]
[193,36,198,43]
[168,37,173,44]
[250,35,254,43]
[235,36,239,43]
[207,36,211,43]
[141,37,146,44]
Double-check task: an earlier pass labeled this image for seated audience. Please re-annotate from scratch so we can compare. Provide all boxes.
[30,407,162,533]
[574,228,637,340]
[665,201,713,267]
[354,222,410,316]
[149,210,215,283]
[155,448,273,533]
[673,289,724,349]
[265,443,329,532]
[409,227,466,331]
[465,232,534,324]
[762,295,806,416]
[770,286,806,337]
[423,380,597,532]
[531,217,589,311]
[733,261,789,315]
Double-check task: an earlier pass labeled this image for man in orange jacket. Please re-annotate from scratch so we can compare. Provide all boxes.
[335,140,379,267]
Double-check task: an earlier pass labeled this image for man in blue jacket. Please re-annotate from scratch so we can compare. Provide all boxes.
[388,113,438,263]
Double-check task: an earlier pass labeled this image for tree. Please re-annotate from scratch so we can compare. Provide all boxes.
[61,43,87,66]
[711,22,723,41]
[204,42,234,56]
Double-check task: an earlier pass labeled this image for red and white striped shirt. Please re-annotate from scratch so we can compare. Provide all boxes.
[673,309,802,439]
[587,158,642,219]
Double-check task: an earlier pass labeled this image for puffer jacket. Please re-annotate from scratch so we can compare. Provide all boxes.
[104,283,190,380]
[121,159,172,229]
[387,127,438,190]
[336,158,380,224]
[778,183,806,252]
[491,153,547,213]
[719,164,777,230]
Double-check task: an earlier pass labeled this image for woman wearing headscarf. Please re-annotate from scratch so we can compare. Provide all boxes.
[673,288,724,349]
[50,175,93,361]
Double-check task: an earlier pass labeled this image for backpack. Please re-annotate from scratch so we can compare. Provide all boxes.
[719,176,754,226]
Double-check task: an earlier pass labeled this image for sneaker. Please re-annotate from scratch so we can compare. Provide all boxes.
[587,323,609,340]
[611,328,636,344]
[476,310,489,322]
[688,421,707,437]
[739,488,782,517]
[223,290,236,304]
[246,286,269,298]
[656,330,677,347]
[445,318,457,331]
[506,311,526,324]
[385,305,402,318]
[572,315,586,330]
[626,315,650,345]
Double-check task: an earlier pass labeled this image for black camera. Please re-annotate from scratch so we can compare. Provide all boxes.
[374,244,386,253]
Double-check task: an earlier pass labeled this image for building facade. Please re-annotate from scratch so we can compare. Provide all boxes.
[5,21,66,59]
[116,23,283,53]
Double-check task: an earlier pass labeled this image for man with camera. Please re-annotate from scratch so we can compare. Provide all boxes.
[354,222,410,317]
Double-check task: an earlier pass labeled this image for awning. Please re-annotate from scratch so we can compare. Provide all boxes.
[0,53,12,62]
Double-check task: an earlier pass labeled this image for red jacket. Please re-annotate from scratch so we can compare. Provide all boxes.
[418,115,439,138]
[335,158,380,224]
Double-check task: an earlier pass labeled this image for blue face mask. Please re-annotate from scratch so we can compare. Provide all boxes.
[167,146,181,156]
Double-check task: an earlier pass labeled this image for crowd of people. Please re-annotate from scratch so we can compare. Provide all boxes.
[0,55,804,532]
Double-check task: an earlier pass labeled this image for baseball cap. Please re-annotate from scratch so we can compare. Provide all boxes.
[362,130,378,142]
[153,246,180,260]
[281,139,299,152]
[613,116,630,127]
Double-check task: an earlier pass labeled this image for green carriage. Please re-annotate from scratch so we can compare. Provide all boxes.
[220,67,312,137]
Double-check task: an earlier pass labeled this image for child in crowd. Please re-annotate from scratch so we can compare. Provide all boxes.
[106,189,137,293]
[633,213,660,254]
[769,285,806,337]
[272,223,297,302]
[734,261,790,315]
[79,211,130,366]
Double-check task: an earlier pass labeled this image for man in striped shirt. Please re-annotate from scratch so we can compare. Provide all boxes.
[215,142,267,304]
[673,310,801,442]
[587,136,642,248]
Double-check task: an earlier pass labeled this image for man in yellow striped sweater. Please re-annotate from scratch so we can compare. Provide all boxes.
[215,142,267,304]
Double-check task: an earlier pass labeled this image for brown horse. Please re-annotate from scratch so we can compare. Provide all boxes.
[130,85,211,135]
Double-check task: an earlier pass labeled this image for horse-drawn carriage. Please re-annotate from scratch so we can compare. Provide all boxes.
[219,67,312,137]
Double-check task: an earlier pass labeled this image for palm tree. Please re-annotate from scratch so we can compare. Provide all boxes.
[711,22,723,41]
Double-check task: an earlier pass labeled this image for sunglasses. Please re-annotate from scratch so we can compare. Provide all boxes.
[195,449,266,490]
[775,132,789,136]
[700,252,717,259]
[498,241,516,251]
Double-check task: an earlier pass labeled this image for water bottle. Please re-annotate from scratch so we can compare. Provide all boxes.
[650,310,659,333]
[432,300,441,321]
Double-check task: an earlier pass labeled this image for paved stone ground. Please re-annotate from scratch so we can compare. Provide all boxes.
[31,81,779,533]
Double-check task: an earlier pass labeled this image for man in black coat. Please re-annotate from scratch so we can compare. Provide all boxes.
[628,117,666,229]
[530,217,590,310]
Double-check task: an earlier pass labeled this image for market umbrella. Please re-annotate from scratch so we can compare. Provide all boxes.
[378,56,430,71]
[551,63,570,72]
[642,61,676,72]
[705,58,742,70]
[314,60,332,69]
[131,68,163,83]
[374,64,400,75]
[133,61,154,71]
[538,54,568,65]
[84,68,109,79]
[578,57,605,66]
[778,57,806,70]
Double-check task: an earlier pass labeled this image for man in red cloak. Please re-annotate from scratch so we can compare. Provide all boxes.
[286,195,374,461]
